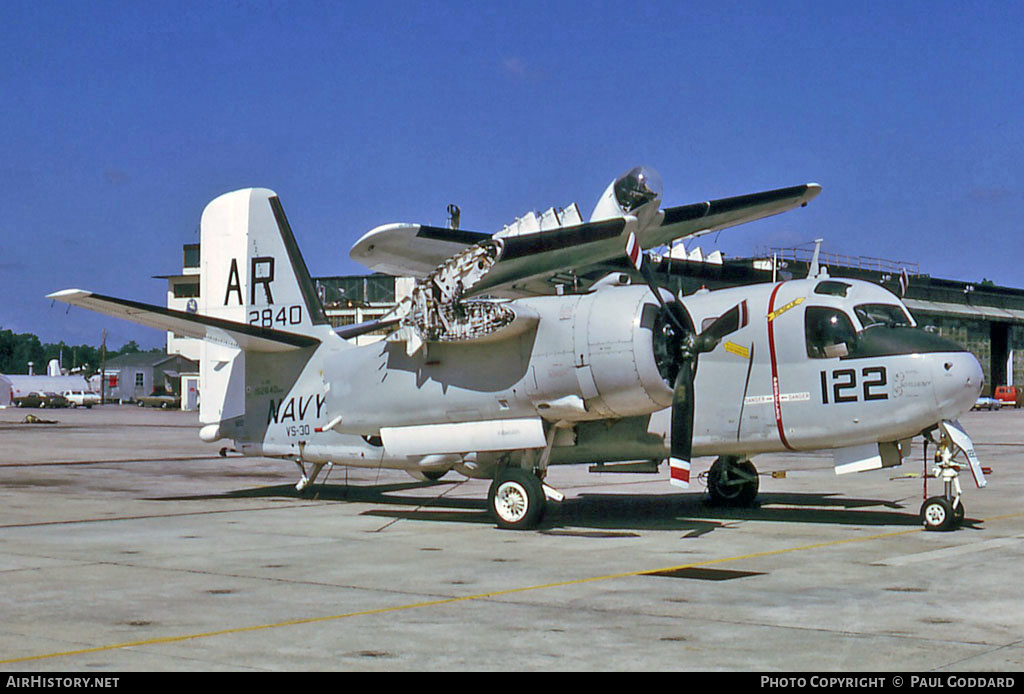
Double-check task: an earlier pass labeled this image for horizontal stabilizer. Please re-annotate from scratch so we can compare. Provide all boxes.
[335,317,401,341]
[49,289,320,353]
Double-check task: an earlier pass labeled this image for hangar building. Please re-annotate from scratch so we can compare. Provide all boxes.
[159,243,1024,396]
[649,245,1024,394]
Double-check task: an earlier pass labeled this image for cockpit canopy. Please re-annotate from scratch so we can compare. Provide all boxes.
[805,300,964,360]
[853,303,914,330]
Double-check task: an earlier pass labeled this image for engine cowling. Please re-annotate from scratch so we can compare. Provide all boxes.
[525,284,681,420]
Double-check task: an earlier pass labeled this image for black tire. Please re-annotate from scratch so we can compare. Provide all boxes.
[707,458,759,507]
[953,500,965,526]
[921,496,956,531]
[487,468,546,530]
[421,469,448,481]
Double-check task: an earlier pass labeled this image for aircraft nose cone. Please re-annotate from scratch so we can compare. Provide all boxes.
[933,350,984,419]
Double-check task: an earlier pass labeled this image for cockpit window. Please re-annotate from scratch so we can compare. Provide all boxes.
[805,307,858,359]
[854,303,913,329]
[814,281,852,297]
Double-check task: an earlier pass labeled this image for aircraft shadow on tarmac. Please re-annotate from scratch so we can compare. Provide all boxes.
[154,482,982,536]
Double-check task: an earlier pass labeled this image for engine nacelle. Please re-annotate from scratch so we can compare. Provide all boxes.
[590,166,663,226]
[524,284,680,420]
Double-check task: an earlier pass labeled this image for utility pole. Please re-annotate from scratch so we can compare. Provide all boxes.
[100,329,107,406]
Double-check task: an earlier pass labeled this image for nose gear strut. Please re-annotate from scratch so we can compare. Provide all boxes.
[920,420,986,531]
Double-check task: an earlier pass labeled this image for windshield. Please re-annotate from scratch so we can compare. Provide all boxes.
[854,303,913,329]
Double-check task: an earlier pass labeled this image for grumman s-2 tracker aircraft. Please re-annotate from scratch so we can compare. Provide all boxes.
[50,167,987,532]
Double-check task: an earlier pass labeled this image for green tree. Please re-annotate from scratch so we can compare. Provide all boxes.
[0,327,159,376]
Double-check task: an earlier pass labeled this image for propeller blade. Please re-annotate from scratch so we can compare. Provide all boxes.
[623,233,748,490]
[695,300,749,353]
[668,359,695,488]
[626,232,690,337]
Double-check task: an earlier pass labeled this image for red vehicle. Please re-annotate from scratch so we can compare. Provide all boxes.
[994,385,1023,409]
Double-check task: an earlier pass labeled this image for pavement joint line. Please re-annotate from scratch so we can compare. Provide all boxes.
[0,525,923,665]
[371,478,472,533]
[0,456,231,468]
[0,503,324,530]
[5,510,1023,666]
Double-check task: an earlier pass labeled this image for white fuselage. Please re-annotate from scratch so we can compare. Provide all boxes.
[239,278,983,476]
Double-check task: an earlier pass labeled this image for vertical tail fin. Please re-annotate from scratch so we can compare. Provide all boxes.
[199,188,328,331]
[197,188,328,432]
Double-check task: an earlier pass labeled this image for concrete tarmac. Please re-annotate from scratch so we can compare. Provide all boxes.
[0,405,1021,671]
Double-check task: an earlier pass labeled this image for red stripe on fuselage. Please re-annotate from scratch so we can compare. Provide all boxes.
[766,283,794,451]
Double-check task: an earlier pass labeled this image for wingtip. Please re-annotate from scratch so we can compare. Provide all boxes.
[46,288,92,301]
[801,183,823,205]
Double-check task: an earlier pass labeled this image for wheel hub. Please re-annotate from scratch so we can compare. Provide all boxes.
[924,502,947,526]
[495,482,529,522]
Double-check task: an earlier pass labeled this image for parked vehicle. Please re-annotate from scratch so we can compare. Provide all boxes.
[63,390,100,408]
[137,393,181,409]
[973,396,1002,411]
[993,385,1023,409]
[13,391,46,408]
[13,391,70,408]
[42,392,69,408]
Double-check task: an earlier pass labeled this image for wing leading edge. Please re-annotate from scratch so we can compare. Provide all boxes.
[48,289,321,353]
[649,183,821,248]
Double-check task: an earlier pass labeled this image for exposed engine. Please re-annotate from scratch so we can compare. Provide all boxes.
[389,203,587,353]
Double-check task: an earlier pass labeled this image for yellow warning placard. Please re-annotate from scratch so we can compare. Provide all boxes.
[767,296,804,322]
[724,341,750,359]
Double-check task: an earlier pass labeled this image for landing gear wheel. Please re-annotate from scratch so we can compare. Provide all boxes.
[707,458,759,507]
[921,496,956,531]
[953,500,965,527]
[488,468,546,530]
[422,469,448,481]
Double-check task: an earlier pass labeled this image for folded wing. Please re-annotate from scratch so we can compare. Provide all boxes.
[349,183,821,296]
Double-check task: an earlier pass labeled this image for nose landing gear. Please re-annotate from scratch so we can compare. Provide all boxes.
[920,421,985,531]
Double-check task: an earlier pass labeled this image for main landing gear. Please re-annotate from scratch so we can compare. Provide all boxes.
[487,425,568,530]
[487,467,547,530]
[705,456,759,507]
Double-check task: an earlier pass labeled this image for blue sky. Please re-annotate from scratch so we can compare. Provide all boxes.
[2,1,1022,349]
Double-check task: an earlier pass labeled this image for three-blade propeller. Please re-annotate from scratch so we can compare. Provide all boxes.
[626,233,748,487]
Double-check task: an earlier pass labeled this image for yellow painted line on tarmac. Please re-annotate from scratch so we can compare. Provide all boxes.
[5,512,1024,666]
